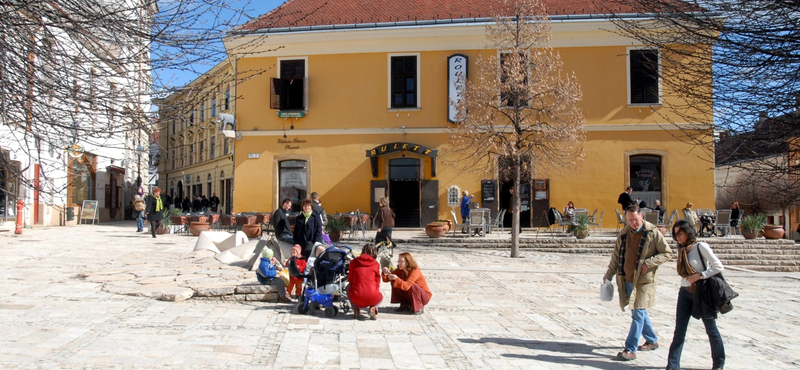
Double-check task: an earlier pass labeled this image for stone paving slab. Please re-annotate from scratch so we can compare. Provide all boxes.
[0,222,799,369]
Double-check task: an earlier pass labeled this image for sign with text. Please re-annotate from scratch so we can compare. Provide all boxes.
[447,54,468,123]
[365,142,438,158]
[80,200,99,224]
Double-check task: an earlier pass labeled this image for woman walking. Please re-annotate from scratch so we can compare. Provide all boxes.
[460,190,473,233]
[144,187,167,238]
[374,197,395,246]
[666,220,725,370]
[133,186,146,232]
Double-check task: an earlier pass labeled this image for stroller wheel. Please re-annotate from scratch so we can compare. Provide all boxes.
[341,301,351,314]
[324,306,338,318]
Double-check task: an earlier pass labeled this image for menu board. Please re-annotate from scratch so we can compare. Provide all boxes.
[481,181,496,202]
[80,200,99,224]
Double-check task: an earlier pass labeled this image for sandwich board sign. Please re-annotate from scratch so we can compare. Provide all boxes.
[80,200,99,225]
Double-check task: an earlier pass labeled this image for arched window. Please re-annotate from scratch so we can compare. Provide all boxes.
[220,170,225,179]
[207,174,212,181]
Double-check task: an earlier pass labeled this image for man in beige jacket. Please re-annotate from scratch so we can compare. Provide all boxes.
[603,204,673,361]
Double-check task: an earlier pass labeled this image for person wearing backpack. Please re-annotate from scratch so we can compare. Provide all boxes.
[256,248,292,303]
[133,186,146,232]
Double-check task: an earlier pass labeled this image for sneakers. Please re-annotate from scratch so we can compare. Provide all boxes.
[616,350,636,361]
[638,342,659,351]
[368,306,378,320]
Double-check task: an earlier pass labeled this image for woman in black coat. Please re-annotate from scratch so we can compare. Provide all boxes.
[293,198,324,259]
[144,187,167,238]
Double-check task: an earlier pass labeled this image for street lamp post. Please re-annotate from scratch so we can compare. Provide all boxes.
[136,144,144,187]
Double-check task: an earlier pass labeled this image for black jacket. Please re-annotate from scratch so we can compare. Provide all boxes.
[294,212,324,258]
[145,195,167,221]
[192,198,201,211]
[692,274,739,319]
[271,207,292,239]
[210,196,220,207]
[201,197,209,207]
[617,192,634,209]
[182,198,191,212]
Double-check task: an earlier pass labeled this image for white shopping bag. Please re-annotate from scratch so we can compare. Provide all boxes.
[600,279,614,302]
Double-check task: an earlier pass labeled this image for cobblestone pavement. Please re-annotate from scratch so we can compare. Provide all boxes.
[1,223,799,369]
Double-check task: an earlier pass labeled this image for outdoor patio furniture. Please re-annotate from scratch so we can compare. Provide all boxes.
[468,208,487,237]
[663,210,678,235]
[589,209,598,223]
[450,210,467,236]
[220,214,235,232]
[589,210,604,233]
[487,209,506,234]
[615,209,626,233]
[644,211,659,225]
[553,211,572,233]
[714,210,732,237]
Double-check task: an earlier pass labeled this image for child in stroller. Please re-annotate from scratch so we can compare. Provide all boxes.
[288,245,355,317]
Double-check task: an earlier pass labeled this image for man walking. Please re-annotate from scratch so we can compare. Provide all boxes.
[210,192,220,212]
[617,186,635,210]
[603,204,673,361]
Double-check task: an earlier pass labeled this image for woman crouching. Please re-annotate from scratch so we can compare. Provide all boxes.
[348,243,383,320]
[382,252,432,315]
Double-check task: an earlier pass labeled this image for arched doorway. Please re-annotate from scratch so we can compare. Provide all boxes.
[629,154,663,209]
[176,181,184,201]
[389,158,421,227]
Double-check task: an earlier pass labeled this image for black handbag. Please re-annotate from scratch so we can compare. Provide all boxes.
[696,246,738,315]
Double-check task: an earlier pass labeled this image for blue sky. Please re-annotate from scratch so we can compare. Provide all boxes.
[154,0,286,92]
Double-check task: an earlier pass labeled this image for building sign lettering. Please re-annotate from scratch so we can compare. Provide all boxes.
[365,142,437,158]
[447,54,468,123]
[278,138,306,150]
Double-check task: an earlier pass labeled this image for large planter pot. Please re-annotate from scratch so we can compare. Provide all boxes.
[189,222,211,236]
[763,225,785,239]
[329,231,342,242]
[242,223,262,238]
[425,222,448,238]
[742,229,759,240]
[171,215,187,226]
[574,229,589,239]
[156,225,170,235]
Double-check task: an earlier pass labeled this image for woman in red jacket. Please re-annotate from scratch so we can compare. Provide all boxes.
[382,252,432,315]
[348,243,383,320]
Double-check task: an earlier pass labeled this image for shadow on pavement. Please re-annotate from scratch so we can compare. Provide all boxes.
[504,353,663,370]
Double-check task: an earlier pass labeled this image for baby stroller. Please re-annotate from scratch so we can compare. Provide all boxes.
[288,245,354,317]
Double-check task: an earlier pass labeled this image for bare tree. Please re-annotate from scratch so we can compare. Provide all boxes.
[0,0,280,217]
[596,0,800,186]
[447,0,585,257]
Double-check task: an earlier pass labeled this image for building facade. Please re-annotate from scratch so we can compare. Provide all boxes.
[0,1,155,230]
[215,0,715,228]
[156,61,235,214]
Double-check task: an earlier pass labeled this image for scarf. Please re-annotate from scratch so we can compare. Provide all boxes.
[676,241,699,291]
[155,195,163,212]
[302,210,312,221]
[618,228,649,277]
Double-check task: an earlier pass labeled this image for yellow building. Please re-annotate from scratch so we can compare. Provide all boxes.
[157,61,235,213]
[216,0,714,228]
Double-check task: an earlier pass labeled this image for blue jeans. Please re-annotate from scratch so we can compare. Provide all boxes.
[667,287,725,369]
[136,211,145,231]
[624,282,658,352]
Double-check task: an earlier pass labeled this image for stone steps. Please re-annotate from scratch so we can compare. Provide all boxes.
[394,237,800,272]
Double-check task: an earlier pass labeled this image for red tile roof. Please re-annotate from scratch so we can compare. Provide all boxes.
[239,0,648,32]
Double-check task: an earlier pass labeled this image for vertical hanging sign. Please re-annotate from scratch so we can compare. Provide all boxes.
[447,54,468,123]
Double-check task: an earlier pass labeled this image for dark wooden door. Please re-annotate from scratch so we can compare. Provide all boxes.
[420,180,439,226]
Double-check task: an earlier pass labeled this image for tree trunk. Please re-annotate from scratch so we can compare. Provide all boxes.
[511,155,521,258]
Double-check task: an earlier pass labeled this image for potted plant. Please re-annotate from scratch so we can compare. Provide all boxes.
[156,209,177,234]
[325,215,349,242]
[763,222,785,239]
[425,221,449,238]
[740,214,766,239]
[567,213,591,239]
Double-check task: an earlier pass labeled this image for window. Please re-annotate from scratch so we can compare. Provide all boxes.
[225,87,230,110]
[189,144,194,165]
[180,147,184,167]
[500,52,529,107]
[189,110,194,125]
[210,136,216,159]
[389,55,418,108]
[172,121,176,135]
[271,59,306,110]
[200,101,205,121]
[199,141,204,162]
[223,139,229,155]
[628,49,660,105]
[211,97,217,117]
[279,160,308,212]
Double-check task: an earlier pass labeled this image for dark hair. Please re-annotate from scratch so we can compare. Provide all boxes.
[361,243,377,259]
[624,204,641,214]
[301,198,313,207]
[281,198,292,205]
[311,192,319,200]
[625,186,633,191]
[639,200,648,208]
[672,220,697,246]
